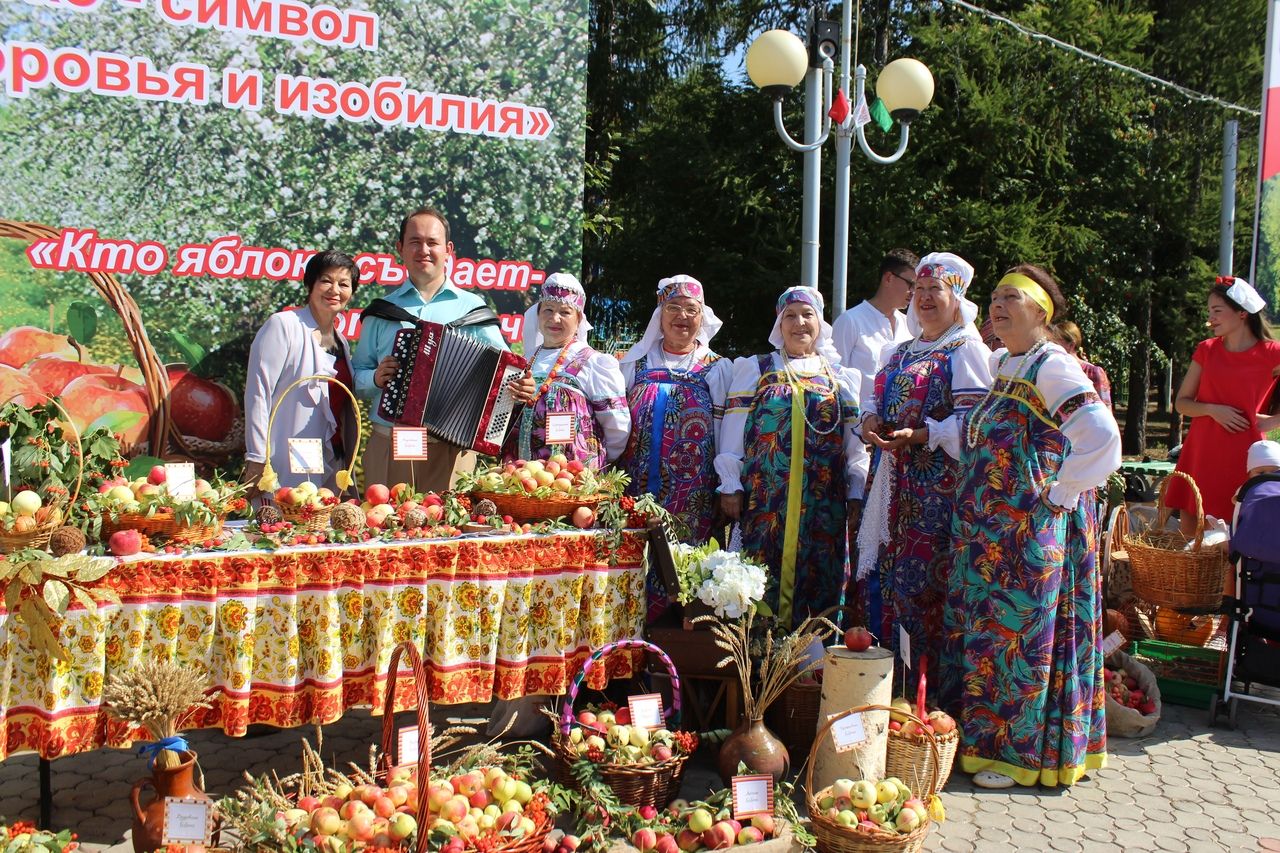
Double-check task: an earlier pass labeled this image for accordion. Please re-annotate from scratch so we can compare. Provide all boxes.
[377,320,527,455]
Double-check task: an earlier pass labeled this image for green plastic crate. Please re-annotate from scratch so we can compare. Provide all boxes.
[1129,639,1225,710]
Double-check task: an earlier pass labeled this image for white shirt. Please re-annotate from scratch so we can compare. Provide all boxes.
[529,341,631,462]
[714,353,870,499]
[832,299,913,406]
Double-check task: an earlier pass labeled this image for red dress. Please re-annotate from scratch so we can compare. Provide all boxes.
[1167,337,1280,522]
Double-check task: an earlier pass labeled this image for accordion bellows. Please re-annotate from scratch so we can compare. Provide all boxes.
[378,321,527,455]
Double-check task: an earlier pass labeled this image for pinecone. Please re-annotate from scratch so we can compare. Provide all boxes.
[403,507,428,529]
[48,525,87,556]
[329,502,365,532]
[474,498,498,518]
[255,505,283,526]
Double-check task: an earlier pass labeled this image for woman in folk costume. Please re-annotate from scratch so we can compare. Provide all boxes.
[856,252,992,700]
[941,264,1120,789]
[618,275,732,545]
[717,286,869,629]
[504,273,630,468]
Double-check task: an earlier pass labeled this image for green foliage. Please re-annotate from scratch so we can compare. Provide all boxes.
[65,301,97,345]
[0,399,125,502]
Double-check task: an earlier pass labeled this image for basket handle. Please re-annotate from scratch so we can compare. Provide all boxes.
[558,638,681,735]
[1111,503,1129,555]
[379,641,431,853]
[1155,471,1205,551]
[804,704,942,803]
[258,374,362,494]
[0,393,84,509]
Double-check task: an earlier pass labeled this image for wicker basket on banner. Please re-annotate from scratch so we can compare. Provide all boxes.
[258,374,363,530]
[0,219,176,456]
[378,640,554,853]
[1120,472,1229,611]
[769,604,856,759]
[551,639,690,809]
[884,661,958,793]
[0,395,83,554]
[808,705,941,853]
[471,490,606,523]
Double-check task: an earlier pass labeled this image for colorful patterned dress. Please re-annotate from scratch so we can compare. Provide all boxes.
[943,344,1117,787]
[729,354,861,628]
[504,342,630,469]
[865,334,990,698]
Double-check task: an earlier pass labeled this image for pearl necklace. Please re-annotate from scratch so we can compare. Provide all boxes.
[902,322,964,365]
[779,350,842,436]
[964,336,1049,449]
[660,343,699,372]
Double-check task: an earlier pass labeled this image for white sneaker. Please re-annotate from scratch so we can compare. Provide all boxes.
[973,770,1017,789]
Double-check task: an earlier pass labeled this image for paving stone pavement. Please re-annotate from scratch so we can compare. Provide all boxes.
[1,700,1277,852]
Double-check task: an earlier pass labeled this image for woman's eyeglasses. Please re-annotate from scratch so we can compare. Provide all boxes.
[661,305,701,318]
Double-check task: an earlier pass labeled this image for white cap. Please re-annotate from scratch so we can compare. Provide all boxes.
[1247,439,1280,471]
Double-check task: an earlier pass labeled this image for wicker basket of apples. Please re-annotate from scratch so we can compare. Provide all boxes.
[552,639,694,809]
[272,481,341,533]
[94,466,247,547]
[807,706,943,853]
[599,792,799,853]
[883,662,959,794]
[464,455,627,523]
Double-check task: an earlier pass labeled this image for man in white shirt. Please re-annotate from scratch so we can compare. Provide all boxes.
[832,248,919,405]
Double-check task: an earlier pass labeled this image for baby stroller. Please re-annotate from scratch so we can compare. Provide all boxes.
[1209,472,1280,727]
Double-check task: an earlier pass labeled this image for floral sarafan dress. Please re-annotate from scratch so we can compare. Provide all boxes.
[942,342,1120,787]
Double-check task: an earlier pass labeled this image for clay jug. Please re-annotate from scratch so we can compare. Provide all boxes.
[130,750,209,853]
[717,717,789,785]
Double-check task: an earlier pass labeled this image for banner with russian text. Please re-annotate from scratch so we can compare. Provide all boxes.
[0,0,585,458]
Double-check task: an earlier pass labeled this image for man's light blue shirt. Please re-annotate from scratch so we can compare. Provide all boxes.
[353,277,507,427]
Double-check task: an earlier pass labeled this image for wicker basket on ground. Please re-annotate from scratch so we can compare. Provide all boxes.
[808,705,941,853]
[551,639,690,809]
[883,667,958,794]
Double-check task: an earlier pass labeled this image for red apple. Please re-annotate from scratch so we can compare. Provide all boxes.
[0,364,42,407]
[633,829,658,851]
[147,465,167,486]
[166,366,239,441]
[702,822,736,850]
[108,529,143,557]
[274,487,295,506]
[0,326,76,368]
[571,506,595,529]
[23,354,113,396]
[62,374,151,446]
[365,483,391,505]
[843,626,874,652]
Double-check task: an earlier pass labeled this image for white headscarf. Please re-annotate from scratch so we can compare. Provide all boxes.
[905,252,980,337]
[768,286,842,365]
[1247,439,1280,471]
[521,272,593,352]
[1220,276,1267,314]
[619,275,723,365]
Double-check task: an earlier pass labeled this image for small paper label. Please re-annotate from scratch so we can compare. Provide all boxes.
[392,427,430,460]
[1102,630,1126,655]
[397,725,420,767]
[288,437,325,474]
[162,797,212,845]
[731,774,774,819]
[898,624,911,668]
[164,462,196,501]
[828,711,868,753]
[545,412,576,445]
[628,693,664,730]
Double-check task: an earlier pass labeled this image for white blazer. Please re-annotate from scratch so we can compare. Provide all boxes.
[244,306,357,492]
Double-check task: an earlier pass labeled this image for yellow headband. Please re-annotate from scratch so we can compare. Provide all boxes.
[998,273,1054,323]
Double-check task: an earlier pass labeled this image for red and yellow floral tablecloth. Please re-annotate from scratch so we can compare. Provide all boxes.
[0,529,647,760]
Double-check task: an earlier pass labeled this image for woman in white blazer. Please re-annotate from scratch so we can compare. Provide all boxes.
[242,250,361,497]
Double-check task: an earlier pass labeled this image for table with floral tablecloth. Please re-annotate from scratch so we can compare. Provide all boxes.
[0,529,647,760]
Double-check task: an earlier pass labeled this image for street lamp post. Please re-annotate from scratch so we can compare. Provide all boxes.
[746,6,934,318]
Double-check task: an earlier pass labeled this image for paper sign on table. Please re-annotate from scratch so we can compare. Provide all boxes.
[828,711,868,753]
[164,462,196,500]
[397,725,420,767]
[288,438,325,474]
[898,624,911,668]
[731,774,774,819]
[628,693,664,730]
[162,797,212,845]
[1101,630,1126,656]
[392,427,430,460]
[545,413,576,445]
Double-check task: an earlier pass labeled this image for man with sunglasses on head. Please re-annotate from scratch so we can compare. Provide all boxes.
[832,247,919,406]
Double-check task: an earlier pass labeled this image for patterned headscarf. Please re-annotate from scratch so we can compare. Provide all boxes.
[768,286,842,365]
[620,274,724,364]
[521,272,592,350]
[906,252,980,337]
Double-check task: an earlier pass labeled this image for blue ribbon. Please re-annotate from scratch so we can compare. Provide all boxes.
[647,381,671,495]
[137,735,189,768]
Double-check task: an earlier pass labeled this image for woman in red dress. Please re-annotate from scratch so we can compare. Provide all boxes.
[1169,277,1280,536]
